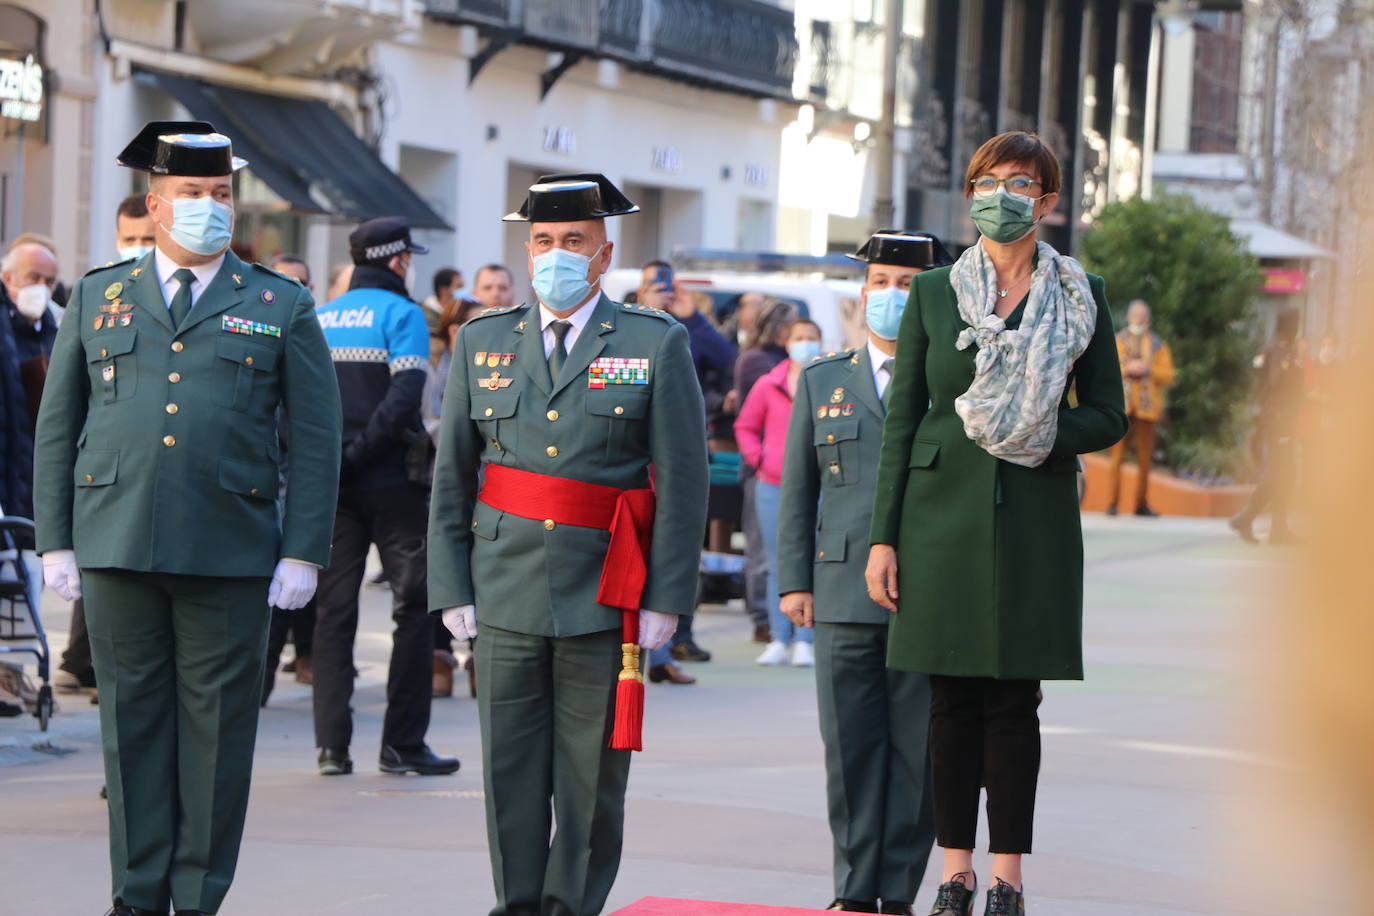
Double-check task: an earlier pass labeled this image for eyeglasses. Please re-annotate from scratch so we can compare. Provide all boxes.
[970,175,1042,199]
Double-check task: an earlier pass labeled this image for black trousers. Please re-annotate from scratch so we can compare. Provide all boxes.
[262,598,316,703]
[928,675,1042,854]
[59,597,94,681]
[312,483,432,750]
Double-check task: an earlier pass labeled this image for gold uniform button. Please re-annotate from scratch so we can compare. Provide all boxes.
[826,434,835,443]
[171,341,184,352]
[492,439,502,451]
[546,409,559,421]
[165,403,179,414]
[100,348,108,358]
[818,551,825,559]
[614,406,625,415]
[168,372,181,383]
[84,474,94,483]
[244,356,254,366]
[250,488,258,495]
[543,519,556,531]
[546,445,559,458]
[163,435,176,447]
[484,407,494,418]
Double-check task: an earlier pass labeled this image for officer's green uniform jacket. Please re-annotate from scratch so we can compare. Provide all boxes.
[871,267,1126,679]
[428,293,708,634]
[33,249,343,571]
[777,345,891,622]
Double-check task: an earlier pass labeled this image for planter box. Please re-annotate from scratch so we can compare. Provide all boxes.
[1080,452,1252,518]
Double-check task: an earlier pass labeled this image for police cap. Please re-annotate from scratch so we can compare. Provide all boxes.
[503,173,639,222]
[349,216,430,265]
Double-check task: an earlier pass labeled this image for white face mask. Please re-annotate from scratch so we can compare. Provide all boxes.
[404,259,416,295]
[737,329,749,345]
[14,283,51,321]
[119,245,153,261]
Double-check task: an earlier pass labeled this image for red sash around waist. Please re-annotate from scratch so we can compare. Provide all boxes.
[477,463,656,751]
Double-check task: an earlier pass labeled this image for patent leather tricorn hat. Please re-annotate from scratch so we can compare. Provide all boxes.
[848,229,953,270]
[503,172,639,222]
[116,120,248,176]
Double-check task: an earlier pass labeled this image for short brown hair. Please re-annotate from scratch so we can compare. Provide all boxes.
[963,131,1061,198]
[116,194,149,222]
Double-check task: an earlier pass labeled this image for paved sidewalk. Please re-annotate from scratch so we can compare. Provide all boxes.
[0,517,1295,914]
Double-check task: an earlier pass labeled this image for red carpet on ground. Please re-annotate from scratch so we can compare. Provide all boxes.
[610,898,837,915]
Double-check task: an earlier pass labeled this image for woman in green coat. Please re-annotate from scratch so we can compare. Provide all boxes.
[865,132,1126,916]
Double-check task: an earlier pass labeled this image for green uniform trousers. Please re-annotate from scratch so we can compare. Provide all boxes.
[475,623,631,916]
[83,569,271,914]
[814,621,936,904]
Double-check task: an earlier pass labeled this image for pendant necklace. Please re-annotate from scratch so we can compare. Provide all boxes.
[997,287,1008,298]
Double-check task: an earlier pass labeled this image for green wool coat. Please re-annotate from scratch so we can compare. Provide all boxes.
[427,294,708,636]
[870,266,1127,680]
[33,250,342,574]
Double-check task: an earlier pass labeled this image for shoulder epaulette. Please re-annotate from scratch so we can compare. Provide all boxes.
[83,256,135,278]
[252,262,305,287]
[467,303,523,323]
[620,301,674,323]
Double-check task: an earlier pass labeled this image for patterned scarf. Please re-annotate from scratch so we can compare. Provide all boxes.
[950,240,1097,467]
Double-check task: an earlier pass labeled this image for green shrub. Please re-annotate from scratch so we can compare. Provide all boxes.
[1078,193,1263,478]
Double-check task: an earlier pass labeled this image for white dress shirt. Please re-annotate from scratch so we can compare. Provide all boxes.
[868,338,896,400]
[538,295,598,358]
[154,247,225,310]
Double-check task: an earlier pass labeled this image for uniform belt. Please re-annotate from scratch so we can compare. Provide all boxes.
[477,463,654,751]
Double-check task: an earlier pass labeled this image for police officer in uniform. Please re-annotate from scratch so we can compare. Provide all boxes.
[428,174,708,916]
[32,121,342,916]
[776,230,953,915]
[312,216,460,777]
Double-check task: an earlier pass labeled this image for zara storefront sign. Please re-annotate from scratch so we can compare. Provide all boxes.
[0,54,43,124]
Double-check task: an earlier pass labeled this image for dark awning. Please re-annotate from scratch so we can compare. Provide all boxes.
[136,69,450,230]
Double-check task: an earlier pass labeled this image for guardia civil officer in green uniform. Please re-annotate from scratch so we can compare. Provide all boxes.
[32,121,342,916]
[428,174,708,916]
[776,230,952,916]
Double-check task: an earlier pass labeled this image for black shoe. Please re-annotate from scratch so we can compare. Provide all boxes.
[982,879,1024,916]
[827,901,878,913]
[880,903,914,915]
[928,873,976,915]
[105,902,166,916]
[670,640,712,662]
[1134,503,1159,517]
[1104,504,1117,516]
[379,743,461,775]
[318,746,353,776]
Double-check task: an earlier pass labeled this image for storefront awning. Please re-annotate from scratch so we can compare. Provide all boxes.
[1231,219,1333,260]
[137,69,450,230]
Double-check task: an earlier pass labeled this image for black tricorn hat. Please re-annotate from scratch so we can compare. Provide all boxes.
[116,120,248,176]
[847,229,953,270]
[503,172,639,222]
[349,216,430,265]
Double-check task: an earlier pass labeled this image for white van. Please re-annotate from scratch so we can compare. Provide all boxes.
[601,257,867,354]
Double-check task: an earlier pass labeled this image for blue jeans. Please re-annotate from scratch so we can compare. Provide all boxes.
[755,480,811,646]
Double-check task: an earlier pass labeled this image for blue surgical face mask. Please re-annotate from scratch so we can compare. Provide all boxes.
[864,286,907,340]
[158,194,234,256]
[119,244,153,261]
[970,186,1039,244]
[531,244,604,312]
[789,340,821,363]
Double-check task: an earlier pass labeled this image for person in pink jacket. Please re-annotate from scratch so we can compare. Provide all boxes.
[735,318,822,666]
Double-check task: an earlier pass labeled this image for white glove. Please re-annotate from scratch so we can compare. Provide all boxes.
[268,558,318,610]
[638,610,678,650]
[42,550,82,601]
[442,605,477,640]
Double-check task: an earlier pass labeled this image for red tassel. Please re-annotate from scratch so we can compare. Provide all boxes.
[610,671,644,752]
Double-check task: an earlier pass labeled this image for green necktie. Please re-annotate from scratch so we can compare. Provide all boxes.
[880,357,895,409]
[169,268,196,329]
[548,320,572,384]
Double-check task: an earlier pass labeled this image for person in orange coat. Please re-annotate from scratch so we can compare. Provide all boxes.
[1106,299,1175,516]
